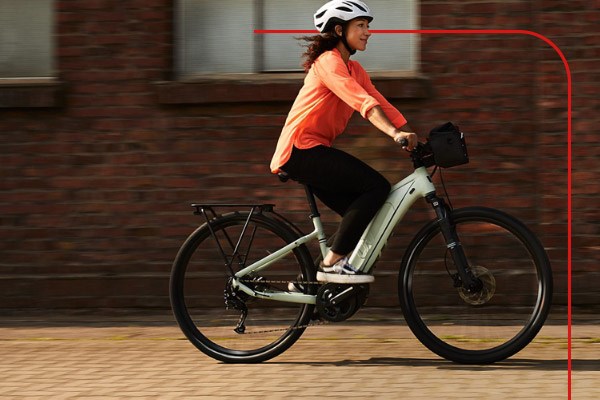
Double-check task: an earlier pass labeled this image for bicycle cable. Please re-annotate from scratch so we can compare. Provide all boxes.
[435,167,454,211]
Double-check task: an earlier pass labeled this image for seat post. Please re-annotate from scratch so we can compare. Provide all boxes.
[303,184,329,258]
[303,184,320,219]
[278,171,327,256]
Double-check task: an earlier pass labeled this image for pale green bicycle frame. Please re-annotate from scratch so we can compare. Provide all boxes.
[231,166,436,305]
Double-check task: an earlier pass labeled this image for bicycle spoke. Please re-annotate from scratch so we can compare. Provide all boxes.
[170,212,316,362]
[400,207,552,363]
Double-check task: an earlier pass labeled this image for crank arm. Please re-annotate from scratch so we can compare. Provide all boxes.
[329,286,359,306]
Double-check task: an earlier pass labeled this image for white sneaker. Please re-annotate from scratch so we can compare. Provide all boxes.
[316,257,374,284]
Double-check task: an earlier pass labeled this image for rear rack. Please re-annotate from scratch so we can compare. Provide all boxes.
[190,204,276,276]
[190,203,307,252]
[191,204,275,216]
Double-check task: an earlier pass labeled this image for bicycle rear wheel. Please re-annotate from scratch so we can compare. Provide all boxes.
[170,211,316,363]
[399,207,553,364]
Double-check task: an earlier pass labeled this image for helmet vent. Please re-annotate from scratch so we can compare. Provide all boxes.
[346,1,367,12]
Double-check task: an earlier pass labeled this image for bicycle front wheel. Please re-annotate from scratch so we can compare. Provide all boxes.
[170,211,316,363]
[399,207,553,364]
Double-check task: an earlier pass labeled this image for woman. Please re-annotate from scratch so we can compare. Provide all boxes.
[270,0,418,284]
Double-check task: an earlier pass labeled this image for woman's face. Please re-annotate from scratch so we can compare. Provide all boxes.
[337,18,372,51]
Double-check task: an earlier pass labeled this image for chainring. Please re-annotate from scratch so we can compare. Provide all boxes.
[316,283,369,322]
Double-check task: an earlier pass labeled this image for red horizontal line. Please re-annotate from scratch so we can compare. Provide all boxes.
[254,29,543,35]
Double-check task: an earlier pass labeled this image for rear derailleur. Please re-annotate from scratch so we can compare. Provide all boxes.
[224,277,249,334]
[224,275,273,334]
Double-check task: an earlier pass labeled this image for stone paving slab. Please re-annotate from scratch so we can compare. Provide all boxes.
[0,309,597,399]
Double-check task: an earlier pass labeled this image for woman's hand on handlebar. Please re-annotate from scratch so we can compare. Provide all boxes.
[365,108,418,150]
[393,130,418,151]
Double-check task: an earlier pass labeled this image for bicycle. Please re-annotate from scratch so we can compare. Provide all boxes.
[169,124,553,364]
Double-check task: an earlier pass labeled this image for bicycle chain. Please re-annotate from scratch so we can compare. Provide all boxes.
[236,278,328,335]
[239,278,322,286]
[239,319,329,335]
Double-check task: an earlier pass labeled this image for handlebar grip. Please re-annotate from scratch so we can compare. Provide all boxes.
[396,138,409,147]
[277,172,290,182]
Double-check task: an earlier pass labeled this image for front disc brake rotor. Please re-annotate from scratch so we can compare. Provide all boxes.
[458,265,496,306]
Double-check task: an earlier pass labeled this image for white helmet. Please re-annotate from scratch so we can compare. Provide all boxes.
[314,0,373,33]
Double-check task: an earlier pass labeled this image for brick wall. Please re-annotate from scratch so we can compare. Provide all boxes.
[537,0,600,308]
[0,1,594,312]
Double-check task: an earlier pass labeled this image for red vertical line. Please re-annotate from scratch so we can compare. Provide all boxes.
[517,30,572,400]
[255,27,573,397]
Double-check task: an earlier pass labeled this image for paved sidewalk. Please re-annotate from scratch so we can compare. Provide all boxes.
[0,309,597,399]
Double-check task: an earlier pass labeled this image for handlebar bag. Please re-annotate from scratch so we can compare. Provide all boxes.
[428,122,469,168]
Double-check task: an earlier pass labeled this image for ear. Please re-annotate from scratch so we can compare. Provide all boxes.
[334,24,343,37]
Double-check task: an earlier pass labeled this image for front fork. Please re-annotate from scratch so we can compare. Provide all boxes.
[426,194,483,293]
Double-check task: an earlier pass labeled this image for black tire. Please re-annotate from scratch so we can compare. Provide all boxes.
[170,211,316,363]
[399,207,553,364]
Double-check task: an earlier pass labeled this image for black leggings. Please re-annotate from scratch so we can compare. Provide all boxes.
[281,145,391,255]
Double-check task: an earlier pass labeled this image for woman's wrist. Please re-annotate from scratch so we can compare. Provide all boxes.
[393,130,412,141]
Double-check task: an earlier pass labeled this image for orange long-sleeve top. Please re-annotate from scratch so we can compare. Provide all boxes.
[270,48,407,173]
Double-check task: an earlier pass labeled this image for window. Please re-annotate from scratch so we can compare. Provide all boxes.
[176,0,418,77]
[0,0,55,78]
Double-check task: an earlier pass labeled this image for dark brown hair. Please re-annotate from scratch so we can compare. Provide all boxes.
[298,33,340,72]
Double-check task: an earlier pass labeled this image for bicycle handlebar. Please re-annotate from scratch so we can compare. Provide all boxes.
[406,141,435,169]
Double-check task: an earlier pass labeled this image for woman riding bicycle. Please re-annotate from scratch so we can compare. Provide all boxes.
[270,0,419,284]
